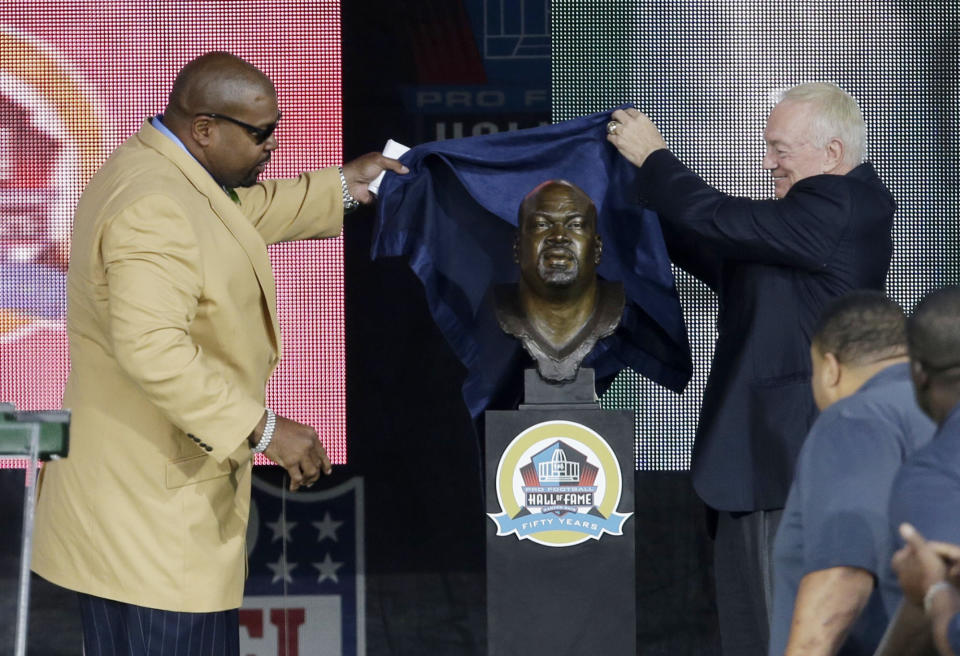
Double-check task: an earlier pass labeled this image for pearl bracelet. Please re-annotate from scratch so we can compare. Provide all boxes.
[338,165,359,212]
[252,409,277,454]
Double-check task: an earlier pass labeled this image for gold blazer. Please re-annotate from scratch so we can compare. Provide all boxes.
[32,119,343,612]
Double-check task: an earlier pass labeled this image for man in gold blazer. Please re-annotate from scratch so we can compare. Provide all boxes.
[30,52,406,654]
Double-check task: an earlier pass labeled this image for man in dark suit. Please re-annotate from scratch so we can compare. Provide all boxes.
[607,82,896,655]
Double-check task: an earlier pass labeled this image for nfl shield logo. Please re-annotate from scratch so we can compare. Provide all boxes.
[242,475,364,656]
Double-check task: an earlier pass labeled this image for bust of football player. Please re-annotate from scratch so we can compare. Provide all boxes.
[495,179,624,383]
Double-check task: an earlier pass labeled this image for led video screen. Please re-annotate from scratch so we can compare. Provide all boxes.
[0,0,347,467]
[553,0,959,470]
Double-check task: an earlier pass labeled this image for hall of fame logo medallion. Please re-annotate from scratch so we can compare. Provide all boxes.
[488,420,632,547]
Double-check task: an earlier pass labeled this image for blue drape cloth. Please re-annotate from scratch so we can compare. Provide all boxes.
[372,108,691,417]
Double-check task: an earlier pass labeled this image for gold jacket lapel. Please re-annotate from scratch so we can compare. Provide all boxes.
[136,119,281,351]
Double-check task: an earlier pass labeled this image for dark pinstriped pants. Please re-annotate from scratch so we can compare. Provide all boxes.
[713,508,783,656]
[78,593,239,656]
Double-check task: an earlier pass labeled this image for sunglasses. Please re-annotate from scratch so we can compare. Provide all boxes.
[197,112,281,145]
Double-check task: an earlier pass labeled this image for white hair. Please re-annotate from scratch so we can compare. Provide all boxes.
[778,82,866,167]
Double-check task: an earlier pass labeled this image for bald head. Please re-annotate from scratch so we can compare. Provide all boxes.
[519,180,595,223]
[166,52,275,121]
[159,52,280,189]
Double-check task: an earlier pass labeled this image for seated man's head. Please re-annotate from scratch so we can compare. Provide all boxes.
[907,286,960,423]
[810,290,907,410]
[515,180,601,298]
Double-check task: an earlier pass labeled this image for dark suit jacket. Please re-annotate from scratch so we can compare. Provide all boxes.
[637,150,896,512]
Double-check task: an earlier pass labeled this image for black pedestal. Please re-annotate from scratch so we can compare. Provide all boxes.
[485,369,636,655]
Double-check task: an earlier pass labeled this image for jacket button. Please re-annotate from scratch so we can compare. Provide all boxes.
[204,445,213,452]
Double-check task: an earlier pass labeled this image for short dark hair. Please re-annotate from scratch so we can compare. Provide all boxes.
[812,290,906,365]
[907,286,960,379]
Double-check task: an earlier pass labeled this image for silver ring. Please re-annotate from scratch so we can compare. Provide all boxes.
[606,120,621,135]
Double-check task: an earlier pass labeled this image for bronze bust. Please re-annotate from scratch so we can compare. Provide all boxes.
[495,180,625,383]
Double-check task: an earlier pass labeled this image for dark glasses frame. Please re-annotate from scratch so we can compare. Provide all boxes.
[196,112,281,144]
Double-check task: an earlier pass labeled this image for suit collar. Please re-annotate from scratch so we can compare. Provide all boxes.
[138,118,212,186]
[847,161,897,211]
[135,118,281,353]
[848,161,879,181]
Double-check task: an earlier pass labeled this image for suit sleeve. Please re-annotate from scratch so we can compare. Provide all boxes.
[238,167,344,245]
[637,150,850,271]
[659,216,723,292]
[102,196,265,461]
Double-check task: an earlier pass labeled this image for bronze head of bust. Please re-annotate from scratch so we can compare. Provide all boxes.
[495,180,625,383]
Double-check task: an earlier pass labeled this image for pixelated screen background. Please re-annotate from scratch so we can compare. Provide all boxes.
[554,0,959,470]
[2,1,957,475]
[0,0,347,467]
